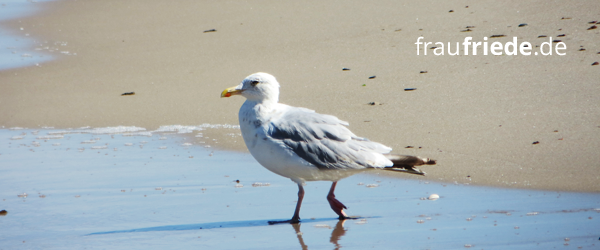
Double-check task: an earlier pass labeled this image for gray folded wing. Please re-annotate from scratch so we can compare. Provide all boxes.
[266,107,392,170]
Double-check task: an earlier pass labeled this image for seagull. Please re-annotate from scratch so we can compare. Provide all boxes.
[221,72,436,224]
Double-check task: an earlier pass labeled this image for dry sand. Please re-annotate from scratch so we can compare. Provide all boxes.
[1,0,599,192]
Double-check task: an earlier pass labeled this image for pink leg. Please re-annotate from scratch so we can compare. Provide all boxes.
[290,183,305,223]
[269,183,304,224]
[327,181,348,219]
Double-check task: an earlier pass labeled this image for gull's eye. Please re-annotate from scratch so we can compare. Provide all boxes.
[250,80,259,86]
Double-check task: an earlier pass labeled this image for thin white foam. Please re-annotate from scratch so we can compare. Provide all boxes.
[41,124,238,137]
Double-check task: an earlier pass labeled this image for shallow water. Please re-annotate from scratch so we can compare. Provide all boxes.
[0,0,55,71]
[0,128,598,249]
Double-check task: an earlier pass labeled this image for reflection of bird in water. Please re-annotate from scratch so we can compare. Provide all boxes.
[222,73,436,224]
[291,223,308,250]
[291,220,347,250]
[329,220,347,250]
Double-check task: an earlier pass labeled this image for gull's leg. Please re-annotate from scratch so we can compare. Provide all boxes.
[327,181,348,219]
[290,183,305,223]
[269,182,304,224]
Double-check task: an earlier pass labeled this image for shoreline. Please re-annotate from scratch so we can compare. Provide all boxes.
[1,0,599,193]
[6,125,600,194]
[0,0,56,71]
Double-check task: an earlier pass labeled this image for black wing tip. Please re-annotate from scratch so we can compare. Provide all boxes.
[382,154,436,176]
[386,154,437,166]
[383,166,427,176]
[423,158,437,165]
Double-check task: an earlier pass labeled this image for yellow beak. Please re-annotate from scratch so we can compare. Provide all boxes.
[221,86,243,98]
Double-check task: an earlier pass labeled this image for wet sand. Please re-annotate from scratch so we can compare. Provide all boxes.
[1,129,598,249]
[1,0,599,192]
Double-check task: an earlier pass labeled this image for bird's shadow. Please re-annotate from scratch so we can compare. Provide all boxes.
[87,217,375,235]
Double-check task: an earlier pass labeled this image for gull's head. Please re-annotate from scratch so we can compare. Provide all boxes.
[221,72,280,103]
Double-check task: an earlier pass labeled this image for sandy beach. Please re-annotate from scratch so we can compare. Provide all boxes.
[1,0,599,194]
